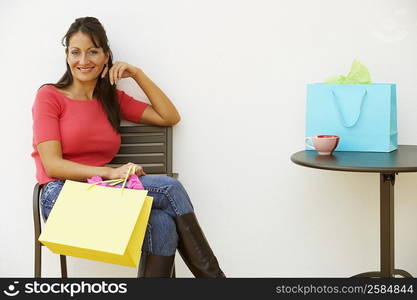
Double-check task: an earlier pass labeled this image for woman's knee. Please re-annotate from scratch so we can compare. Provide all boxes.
[141,175,182,190]
[141,175,194,214]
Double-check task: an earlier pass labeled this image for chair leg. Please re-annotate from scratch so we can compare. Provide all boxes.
[60,255,67,278]
[171,263,176,278]
[34,241,41,278]
[33,183,43,278]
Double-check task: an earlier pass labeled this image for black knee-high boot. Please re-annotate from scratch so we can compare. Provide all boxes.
[174,212,226,278]
[137,252,175,278]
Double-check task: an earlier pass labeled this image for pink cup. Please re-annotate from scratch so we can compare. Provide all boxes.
[305,135,340,155]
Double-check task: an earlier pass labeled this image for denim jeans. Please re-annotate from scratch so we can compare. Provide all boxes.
[40,175,194,256]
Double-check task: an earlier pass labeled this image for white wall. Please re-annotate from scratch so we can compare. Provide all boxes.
[1,0,417,277]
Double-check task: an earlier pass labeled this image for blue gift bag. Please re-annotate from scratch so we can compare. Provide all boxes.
[306,83,397,152]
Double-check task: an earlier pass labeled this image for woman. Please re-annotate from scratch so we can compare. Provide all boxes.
[31,16,225,278]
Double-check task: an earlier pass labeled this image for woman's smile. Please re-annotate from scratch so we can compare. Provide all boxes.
[77,66,95,73]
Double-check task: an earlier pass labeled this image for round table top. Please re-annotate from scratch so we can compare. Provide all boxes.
[290,145,417,173]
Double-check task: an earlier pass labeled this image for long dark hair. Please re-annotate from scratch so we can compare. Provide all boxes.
[43,17,121,133]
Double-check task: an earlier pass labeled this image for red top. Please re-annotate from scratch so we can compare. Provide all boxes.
[31,85,149,184]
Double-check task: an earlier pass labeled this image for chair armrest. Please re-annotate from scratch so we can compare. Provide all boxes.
[167,173,179,179]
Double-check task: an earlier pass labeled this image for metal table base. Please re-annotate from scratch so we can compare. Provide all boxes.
[353,173,413,278]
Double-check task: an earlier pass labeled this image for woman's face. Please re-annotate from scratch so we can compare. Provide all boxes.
[66,31,108,83]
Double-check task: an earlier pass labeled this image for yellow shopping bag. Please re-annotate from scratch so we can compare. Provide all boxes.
[38,172,153,267]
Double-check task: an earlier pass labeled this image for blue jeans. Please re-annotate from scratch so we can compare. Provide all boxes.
[40,175,194,256]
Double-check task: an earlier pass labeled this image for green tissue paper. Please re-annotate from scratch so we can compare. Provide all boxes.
[325,59,372,84]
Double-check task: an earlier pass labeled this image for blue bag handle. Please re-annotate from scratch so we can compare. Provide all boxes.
[331,89,367,128]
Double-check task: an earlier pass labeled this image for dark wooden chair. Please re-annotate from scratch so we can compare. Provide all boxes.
[33,124,178,278]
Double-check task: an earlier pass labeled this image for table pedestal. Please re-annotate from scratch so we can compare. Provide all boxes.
[353,173,413,278]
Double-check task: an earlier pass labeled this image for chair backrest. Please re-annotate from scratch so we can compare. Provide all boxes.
[107,125,174,176]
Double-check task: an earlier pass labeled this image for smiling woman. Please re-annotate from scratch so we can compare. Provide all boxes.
[68,41,105,79]
[31,16,225,278]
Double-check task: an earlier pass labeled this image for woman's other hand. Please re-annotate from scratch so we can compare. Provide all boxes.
[101,61,140,85]
[107,162,146,179]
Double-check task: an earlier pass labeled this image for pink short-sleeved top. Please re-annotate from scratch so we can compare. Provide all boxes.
[31,85,149,184]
